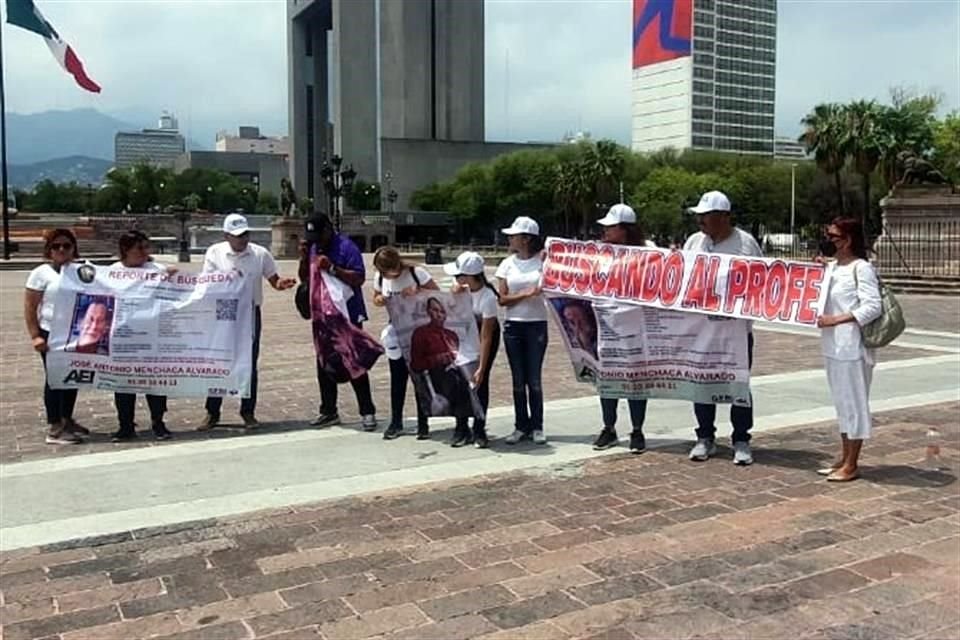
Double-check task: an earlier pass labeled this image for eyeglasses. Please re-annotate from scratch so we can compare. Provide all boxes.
[50,242,73,251]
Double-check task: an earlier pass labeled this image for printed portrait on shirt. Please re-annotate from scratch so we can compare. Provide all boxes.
[66,293,115,356]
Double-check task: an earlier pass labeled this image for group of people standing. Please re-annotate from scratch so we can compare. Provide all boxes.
[24,192,883,481]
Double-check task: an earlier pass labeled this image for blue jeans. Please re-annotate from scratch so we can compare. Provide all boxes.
[503,321,547,433]
[206,306,261,418]
[694,332,754,444]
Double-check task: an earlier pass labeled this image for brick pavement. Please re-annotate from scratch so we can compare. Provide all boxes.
[0,270,935,464]
[1,402,958,640]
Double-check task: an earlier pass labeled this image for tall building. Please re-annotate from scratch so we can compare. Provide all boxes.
[631,0,777,156]
[216,126,290,155]
[774,136,809,161]
[114,112,186,169]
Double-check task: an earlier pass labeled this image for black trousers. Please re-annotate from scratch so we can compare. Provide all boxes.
[206,306,261,418]
[389,356,428,429]
[114,393,167,430]
[38,329,78,426]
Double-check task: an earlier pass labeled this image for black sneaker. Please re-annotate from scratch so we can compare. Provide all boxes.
[416,426,430,441]
[111,428,137,442]
[592,428,619,450]
[152,422,173,441]
[474,435,489,449]
[450,433,474,448]
[310,412,341,428]
[629,430,646,454]
[383,425,403,440]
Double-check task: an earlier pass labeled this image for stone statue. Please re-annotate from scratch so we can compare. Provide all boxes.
[896,151,949,185]
[280,178,298,217]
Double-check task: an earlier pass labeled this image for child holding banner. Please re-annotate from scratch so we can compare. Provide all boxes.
[496,216,548,445]
[445,251,501,449]
[372,246,439,440]
[591,204,657,453]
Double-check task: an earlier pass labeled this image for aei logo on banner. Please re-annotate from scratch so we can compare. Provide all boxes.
[633,0,692,68]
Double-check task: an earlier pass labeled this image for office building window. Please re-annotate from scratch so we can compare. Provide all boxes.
[692,135,714,148]
[693,121,714,135]
[693,107,714,121]
[693,53,715,66]
[693,80,714,94]
[716,71,775,89]
[716,58,776,77]
[694,66,715,79]
[694,25,714,39]
[716,44,776,64]
[693,94,715,107]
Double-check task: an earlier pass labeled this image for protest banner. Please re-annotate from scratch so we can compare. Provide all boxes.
[310,261,384,382]
[542,238,831,327]
[47,263,255,397]
[547,297,751,405]
[387,291,484,419]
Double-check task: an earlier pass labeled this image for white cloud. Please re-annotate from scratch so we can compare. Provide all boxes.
[5,0,958,147]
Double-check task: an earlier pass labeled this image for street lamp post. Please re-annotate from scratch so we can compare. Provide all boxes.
[790,163,797,251]
[320,155,357,232]
[173,210,191,263]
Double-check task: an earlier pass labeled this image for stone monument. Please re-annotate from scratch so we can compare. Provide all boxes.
[877,154,959,277]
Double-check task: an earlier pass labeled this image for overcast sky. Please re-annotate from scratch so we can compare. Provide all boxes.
[4,0,959,146]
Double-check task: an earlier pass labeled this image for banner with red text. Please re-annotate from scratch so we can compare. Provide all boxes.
[543,238,831,326]
[46,263,254,397]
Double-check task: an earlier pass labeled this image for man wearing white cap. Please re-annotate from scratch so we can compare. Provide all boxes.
[199,213,297,430]
[684,191,762,465]
[496,216,548,445]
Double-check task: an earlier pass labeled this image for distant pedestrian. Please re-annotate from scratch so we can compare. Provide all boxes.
[24,228,86,444]
[445,251,501,448]
[372,246,438,440]
[110,231,172,441]
[199,214,297,430]
[684,191,763,465]
[592,204,657,454]
[816,217,882,482]
[300,214,377,429]
[496,216,548,445]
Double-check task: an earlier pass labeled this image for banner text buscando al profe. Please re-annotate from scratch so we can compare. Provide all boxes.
[542,238,831,327]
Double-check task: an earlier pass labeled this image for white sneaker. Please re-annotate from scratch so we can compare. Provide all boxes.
[733,442,754,466]
[504,429,526,444]
[361,415,377,432]
[689,438,717,461]
[532,430,547,444]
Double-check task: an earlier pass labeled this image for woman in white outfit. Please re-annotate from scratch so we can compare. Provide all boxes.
[816,217,883,482]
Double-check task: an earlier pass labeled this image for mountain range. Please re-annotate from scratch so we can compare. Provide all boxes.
[5,108,209,187]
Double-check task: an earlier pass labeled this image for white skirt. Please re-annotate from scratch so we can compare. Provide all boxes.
[824,357,874,439]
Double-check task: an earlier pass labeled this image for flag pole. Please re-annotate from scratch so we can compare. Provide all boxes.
[0,17,11,261]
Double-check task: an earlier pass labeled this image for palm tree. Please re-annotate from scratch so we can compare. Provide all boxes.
[841,100,886,228]
[878,93,939,188]
[799,103,848,214]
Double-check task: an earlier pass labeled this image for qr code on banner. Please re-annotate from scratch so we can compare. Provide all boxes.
[216,298,238,321]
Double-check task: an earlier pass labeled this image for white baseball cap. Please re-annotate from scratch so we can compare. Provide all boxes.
[688,191,732,214]
[501,216,540,236]
[443,251,485,276]
[223,213,250,236]
[597,203,637,226]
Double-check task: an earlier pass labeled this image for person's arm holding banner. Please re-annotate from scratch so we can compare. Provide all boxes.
[496,278,540,307]
[24,288,47,352]
[475,313,496,386]
[316,253,364,288]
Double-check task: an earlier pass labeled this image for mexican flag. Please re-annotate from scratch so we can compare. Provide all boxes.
[5,0,101,93]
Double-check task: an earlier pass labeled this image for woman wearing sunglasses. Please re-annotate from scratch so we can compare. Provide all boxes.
[816,217,882,482]
[24,229,87,444]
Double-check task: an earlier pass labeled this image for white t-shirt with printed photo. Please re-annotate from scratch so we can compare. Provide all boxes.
[375,265,433,360]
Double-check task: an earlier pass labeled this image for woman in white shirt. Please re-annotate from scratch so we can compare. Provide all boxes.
[816,217,883,482]
[496,216,548,445]
[24,229,86,445]
[372,246,439,441]
[445,251,501,449]
[110,231,173,442]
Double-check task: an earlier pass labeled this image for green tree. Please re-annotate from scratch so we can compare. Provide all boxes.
[799,103,848,215]
[409,182,454,211]
[345,180,381,210]
[931,111,960,184]
[255,190,278,215]
[841,100,887,228]
[878,89,940,188]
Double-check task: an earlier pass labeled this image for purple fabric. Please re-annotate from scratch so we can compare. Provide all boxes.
[311,234,366,323]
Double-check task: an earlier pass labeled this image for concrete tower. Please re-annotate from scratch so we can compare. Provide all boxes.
[288,0,485,207]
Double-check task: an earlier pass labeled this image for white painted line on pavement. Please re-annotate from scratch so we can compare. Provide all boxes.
[903,328,960,340]
[756,324,960,353]
[3,354,957,478]
[1,388,957,551]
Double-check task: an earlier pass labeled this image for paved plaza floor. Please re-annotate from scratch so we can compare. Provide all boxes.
[1,261,958,639]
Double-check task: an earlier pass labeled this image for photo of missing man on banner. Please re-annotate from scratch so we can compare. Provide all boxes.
[66,293,115,356]
[548,297,599,381]
[388,292,484,420]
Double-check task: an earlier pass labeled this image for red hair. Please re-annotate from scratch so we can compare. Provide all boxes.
[830,217,868,260]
